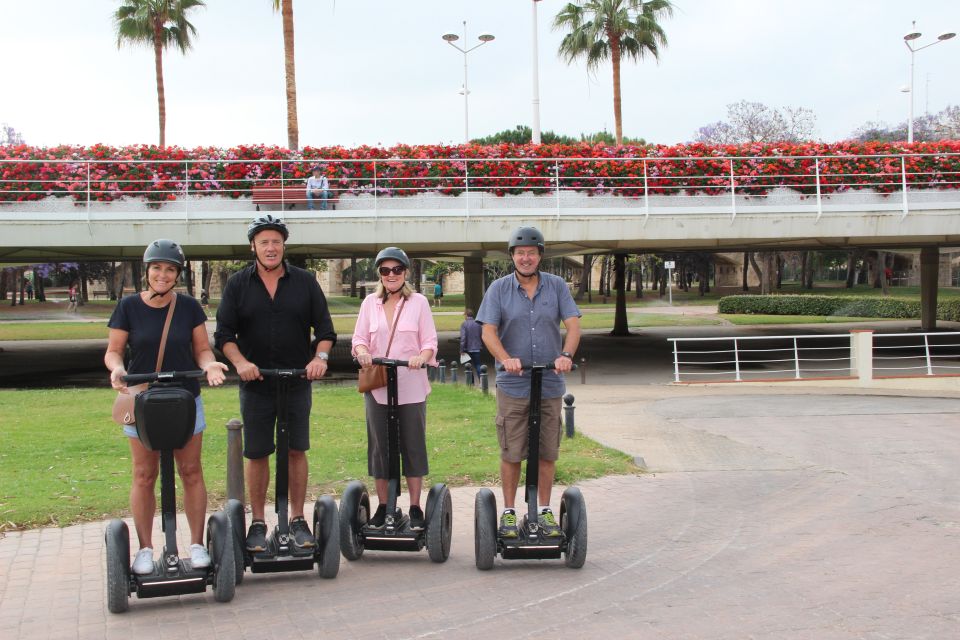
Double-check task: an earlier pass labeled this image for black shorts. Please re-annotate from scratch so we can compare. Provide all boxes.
[364,394,429,478]
[240,383,312,459]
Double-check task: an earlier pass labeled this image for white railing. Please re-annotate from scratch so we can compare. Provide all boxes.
[668,331,960,383]
[2,153,959,218]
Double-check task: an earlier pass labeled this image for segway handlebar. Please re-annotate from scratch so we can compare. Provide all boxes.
[122,370,205,385]
[258,368,307,378]
[352,357,411,367]
[496,362,578,372]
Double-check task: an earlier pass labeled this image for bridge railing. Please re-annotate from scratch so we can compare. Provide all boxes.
[2,153,959,216]
[668,330,960,383]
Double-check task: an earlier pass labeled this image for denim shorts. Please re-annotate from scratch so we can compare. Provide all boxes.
[124,395,207,438]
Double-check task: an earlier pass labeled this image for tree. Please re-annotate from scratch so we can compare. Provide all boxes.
[471,124,646,145]
[695,100,816,144]
[1,123,24,145]
[554,0,673,146]
[114,0,205,148]
[848,104,960,142]
[272,0,300,150]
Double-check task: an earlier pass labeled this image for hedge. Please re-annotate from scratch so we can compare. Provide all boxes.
[717,295,960,322]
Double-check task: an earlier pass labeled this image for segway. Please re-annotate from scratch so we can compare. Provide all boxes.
[339,358,453,562]
[225,368,340,581]
[105,370,235,614]
[474,363,587,570]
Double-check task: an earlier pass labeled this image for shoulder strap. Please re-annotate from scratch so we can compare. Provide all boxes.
[383,297,405,358]
[155,293,177,372]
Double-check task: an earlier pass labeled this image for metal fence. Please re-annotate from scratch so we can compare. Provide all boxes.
[668,331,960,383]
[2,152,959,218]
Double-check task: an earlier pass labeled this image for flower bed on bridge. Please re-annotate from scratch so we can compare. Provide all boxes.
[1,140,959,204]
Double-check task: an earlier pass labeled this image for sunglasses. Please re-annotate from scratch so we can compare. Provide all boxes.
[378,265,407,276]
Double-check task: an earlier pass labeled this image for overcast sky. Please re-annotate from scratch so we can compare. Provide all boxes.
[2,0,959,149]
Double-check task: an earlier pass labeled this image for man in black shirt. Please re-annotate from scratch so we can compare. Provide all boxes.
[215,214,336,551]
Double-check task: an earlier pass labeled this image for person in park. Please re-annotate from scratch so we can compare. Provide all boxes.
[352,247,438,530]
[104,239,228,575]
[305,165,330,211]
[459,308,483,383]
[214,215,336,552]
[476,226,581,539]
[433,279,443,307]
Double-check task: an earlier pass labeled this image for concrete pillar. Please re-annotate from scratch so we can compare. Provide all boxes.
[920,246,938,331]
[463,256,484,314]
[849,329,874,385]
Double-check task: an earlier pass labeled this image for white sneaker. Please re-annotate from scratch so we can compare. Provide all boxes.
[132,547,155,575]
[190,543,211,569]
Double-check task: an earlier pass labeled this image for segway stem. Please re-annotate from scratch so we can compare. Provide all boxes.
[160,451,179,565]
[259,369,307,538]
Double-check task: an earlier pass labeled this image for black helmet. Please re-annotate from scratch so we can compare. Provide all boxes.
[247,214,289,241]
[143,239,185,269]
[507,226,545,253]
[375,247,410,269]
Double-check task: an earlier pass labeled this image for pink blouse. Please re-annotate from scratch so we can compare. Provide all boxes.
[351,292,439,405]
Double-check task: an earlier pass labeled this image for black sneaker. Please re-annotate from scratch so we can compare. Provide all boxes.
[246,520,268,552]
[499,509,520,539]
[409,505,425,531]
[289,516,316,549]
[368,504,386,529]
[538,508,562,538]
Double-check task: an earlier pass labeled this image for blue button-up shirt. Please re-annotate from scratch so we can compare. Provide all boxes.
[476,271,581,399]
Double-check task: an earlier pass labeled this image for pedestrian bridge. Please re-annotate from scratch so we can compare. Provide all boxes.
[2,152,959,262]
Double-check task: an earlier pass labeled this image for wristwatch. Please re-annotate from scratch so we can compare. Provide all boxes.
[560,351,573,360]
[314,352,329,361]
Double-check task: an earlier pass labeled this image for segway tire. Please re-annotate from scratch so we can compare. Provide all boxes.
[474,489,497,571]
[225,498,246,584]
[207,511,236,602]
[313,495,341,579]
[425,483,453,563]
[338,480,369,561]
[560,487,588,569]
[105,519,130,614]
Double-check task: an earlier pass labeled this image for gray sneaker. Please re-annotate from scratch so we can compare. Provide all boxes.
[537,508,562,538]
[289,516,316,549]
[498,509,520,539]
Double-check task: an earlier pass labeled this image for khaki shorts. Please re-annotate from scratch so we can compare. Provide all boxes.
[495,389,562,463]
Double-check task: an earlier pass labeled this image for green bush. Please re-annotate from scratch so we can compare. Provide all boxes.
[716,294,955,320]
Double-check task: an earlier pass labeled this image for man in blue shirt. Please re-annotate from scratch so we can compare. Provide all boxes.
[476,226,581,539]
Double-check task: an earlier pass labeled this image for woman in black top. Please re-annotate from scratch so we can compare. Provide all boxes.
[104,239,227,576]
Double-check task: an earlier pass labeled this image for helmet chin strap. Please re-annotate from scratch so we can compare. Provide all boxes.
[148,284,173,300]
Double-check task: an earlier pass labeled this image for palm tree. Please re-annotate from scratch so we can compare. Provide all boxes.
[554,0,673,146]
[272,0,299,150]
[114,0,205,148]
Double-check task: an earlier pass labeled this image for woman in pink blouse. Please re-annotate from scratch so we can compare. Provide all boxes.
[352,247,438,530]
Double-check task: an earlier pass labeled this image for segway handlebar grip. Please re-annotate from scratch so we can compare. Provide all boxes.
[122,370,205,385]
[371,357,411,368]
[496,362,578,372]
[258,368,308,378]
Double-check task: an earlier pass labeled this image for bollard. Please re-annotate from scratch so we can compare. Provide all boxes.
[563,394,575,438]
[465,363,474,386]
[450,361,459,385]
[579,357,587,384]
[479,364,489,395]
[438,359,446,384]
[427,365,435,382]
[226,418,245,502]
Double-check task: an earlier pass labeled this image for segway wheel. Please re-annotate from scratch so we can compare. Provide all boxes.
[104,519,130,614]
[474,489,497,571]
[338,480,369,561]
[207,511,236,602]
[560,487,588,569]
[225,498,246,585]
[425,483,453,563]
[313,495,341,579]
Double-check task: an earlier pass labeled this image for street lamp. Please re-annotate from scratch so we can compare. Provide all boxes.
[903,22,955,143]
[443,21,495,143]
[531,0,543,145]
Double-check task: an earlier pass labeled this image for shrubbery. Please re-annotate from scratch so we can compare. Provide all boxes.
[718,294,960,322]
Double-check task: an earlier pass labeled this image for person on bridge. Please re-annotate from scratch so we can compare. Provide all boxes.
[104,239,228,575]
[214,215,336,552]
[305,165,330,211]
[352,247,438,530]
[476,226,581,539]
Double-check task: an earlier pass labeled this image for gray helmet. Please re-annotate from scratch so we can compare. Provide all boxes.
[143,239,185,269]
[507,226,545,253]
[375,247,410,269]
[247,214,289,241]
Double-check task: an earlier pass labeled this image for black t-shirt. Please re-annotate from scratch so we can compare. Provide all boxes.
[108,294,208,397]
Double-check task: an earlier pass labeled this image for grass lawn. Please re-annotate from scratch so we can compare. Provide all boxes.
[0,384,638,531]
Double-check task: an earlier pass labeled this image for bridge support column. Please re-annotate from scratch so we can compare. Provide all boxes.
[463,257,484,315]
[920,247,938,331]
